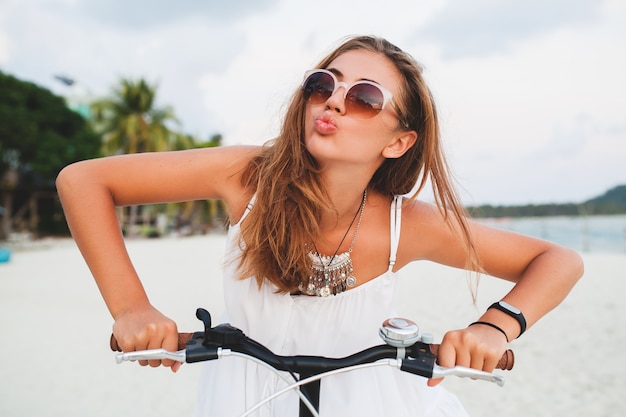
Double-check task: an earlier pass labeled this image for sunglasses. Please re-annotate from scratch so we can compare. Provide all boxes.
[302,69,396,119]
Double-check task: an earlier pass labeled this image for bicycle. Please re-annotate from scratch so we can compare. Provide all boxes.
[112,308,514,417]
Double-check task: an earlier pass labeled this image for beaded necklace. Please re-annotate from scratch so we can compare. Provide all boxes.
[299,189,367,297]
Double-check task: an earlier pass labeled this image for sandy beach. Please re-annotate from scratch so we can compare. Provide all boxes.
[1,234,624,417]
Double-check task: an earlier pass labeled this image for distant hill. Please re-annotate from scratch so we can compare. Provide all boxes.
[585,185,626,211]
[467,185,626,218]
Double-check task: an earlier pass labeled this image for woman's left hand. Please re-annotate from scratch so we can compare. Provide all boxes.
[427,324,509,387]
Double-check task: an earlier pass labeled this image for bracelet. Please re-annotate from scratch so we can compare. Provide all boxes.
[469,321,509,343]
[488,301,527,338]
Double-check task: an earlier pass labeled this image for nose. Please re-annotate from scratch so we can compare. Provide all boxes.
[325,83,347,114]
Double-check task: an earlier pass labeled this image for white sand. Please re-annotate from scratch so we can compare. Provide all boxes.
[0,235,624,417]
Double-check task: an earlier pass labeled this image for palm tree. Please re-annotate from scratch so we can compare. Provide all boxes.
[90,78,180,236]
[91,78,179,155]
[89,79,228,237]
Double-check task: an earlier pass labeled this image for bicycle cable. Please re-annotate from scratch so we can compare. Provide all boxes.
[239,358,397,417]
[223,350,320,417]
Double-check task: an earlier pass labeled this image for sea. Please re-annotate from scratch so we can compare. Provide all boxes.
[476,214,626,254]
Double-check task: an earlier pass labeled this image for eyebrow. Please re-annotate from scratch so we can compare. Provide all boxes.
[326,67,379,85]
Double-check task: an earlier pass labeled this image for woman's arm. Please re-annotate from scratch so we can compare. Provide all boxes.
[56,146,258,368]
[401,202,584,384]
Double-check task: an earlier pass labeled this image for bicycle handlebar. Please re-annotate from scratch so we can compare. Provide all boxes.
[110,307,514,371]
[110,331,515,371]
[109,308,514,416]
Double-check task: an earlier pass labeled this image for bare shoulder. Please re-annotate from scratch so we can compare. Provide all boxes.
[210,145,263,222]
[396,198,465,266]
[159,145,262,215]
[401,198,447,228]
[191,145,260,187]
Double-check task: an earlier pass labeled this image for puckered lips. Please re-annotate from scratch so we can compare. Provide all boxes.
[314,112,338,135]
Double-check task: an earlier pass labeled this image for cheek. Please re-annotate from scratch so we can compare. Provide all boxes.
[303,108,316,138]
[380,110,403,132]
[357,118,397,146]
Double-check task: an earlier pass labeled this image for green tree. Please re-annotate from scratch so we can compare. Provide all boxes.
[0,71,100,239]
[91,78,179,155]
[91,78,182,235]
[467,185,626,218]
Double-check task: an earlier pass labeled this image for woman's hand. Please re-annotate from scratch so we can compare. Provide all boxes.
[428,324,509,387]
[112,305,181,372]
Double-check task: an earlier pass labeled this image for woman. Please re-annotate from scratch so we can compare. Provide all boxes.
[57,36,583,416]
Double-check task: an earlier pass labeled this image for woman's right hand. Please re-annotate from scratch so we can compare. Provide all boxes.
[112,305,180,371]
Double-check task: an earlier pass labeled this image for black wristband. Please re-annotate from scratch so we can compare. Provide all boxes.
[469,321,509,343]
[488,301,527,338]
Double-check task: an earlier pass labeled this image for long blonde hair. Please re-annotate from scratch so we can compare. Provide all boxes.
[238,35,479,293]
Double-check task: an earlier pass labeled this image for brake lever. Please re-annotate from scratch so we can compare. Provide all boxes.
[432,364,505,387]
[115,349,186,364]
[114,337,222,364]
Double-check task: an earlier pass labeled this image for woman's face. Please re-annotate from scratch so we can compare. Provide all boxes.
[303,49,407,170]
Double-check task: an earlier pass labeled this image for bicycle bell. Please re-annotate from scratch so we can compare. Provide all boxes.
[379,317,420,347]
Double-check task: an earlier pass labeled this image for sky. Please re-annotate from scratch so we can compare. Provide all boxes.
[1,0,625,205]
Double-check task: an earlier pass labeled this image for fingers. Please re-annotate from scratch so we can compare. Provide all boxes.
[112,308,179,369]
[146,326,166,368]
[171,362,182,373]
[160,328,180,368]
[427,327,507,387]
[427,377,443,387]
[427,333,459,387]
[144,322,179,368]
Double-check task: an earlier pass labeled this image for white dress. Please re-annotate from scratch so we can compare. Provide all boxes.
[192,196,469,417]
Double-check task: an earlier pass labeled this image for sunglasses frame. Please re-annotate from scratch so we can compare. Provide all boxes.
[302,69,395,118]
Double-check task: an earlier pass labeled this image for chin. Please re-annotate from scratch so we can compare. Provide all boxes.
[304,134,333,160]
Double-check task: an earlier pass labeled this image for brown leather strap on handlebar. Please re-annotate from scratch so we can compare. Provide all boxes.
[110,332,515,370]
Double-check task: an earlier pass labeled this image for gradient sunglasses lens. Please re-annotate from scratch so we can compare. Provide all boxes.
[303,71,335,104]
[345,83,385,118]
[302,70,387,119]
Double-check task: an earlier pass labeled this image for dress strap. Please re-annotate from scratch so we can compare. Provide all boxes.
[236,194,256,225]
[388,195,403,272]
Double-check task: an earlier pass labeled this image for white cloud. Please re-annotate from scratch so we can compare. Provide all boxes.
[423,3,626,204]
[1,0,624,204]
[194,0,442,144]
[0,32,9,65]
[414,0,605,59]
[70,0,279,29]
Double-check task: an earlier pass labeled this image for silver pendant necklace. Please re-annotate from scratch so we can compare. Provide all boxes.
[299,189,367,297]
